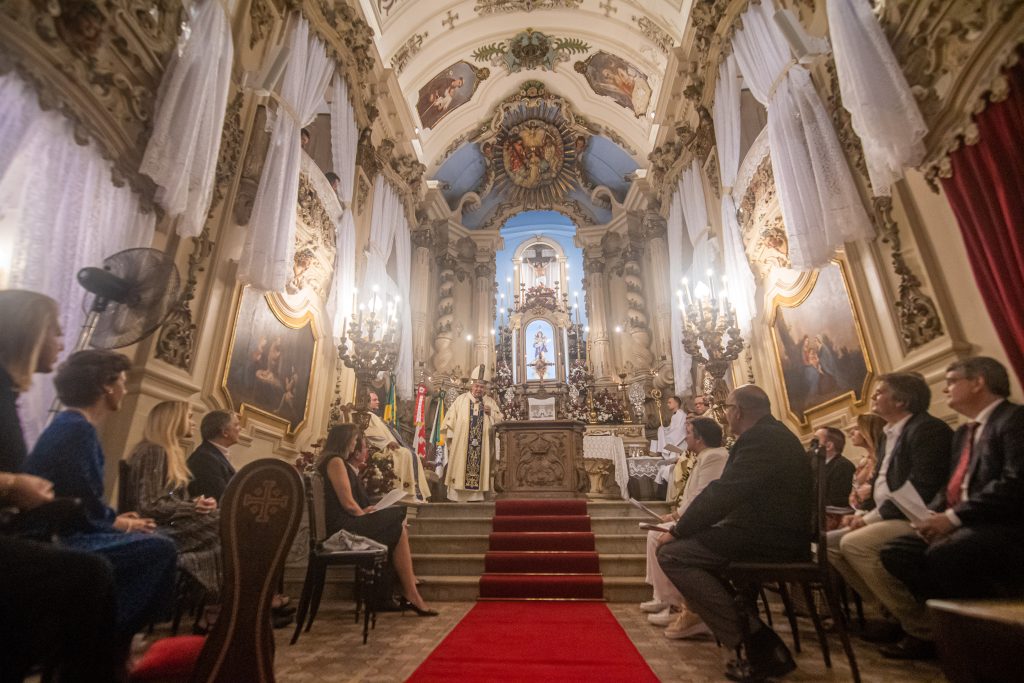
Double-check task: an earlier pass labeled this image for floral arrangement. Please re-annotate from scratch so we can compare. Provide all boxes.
[493,359,526,421]
[361,447,398,497]
[565,359,591,422]
[593,388,626,424]
[522,285,559,311]
[294,439,323,474]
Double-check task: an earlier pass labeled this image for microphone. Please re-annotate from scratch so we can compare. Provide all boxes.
[809,437,821,454]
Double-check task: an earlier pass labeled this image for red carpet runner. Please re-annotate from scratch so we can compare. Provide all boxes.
[479,498,603,600]
[405,602,659,682]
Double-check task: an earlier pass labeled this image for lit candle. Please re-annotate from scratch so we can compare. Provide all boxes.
[682,278,693,306]
[706,269,715,301]
[351,288,357,316]
[357,302,365,328]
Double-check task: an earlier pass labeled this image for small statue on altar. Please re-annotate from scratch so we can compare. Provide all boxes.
[533,329,549,361]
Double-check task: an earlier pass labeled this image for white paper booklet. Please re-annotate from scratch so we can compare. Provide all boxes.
[372,488,409,512]
[890,481,931,524]
[628,497,665,521]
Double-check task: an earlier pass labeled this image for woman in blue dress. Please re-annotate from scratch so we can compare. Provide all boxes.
[25,349,178,641]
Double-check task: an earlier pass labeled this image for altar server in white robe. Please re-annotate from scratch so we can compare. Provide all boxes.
[654,396,687,497]
[442,365,504,502]
[365,391,431,502]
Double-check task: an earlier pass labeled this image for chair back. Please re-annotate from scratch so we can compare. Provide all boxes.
[189,458,303,683]
[117,459,136,514]
[303,469,330,549]
[812,445,829,571]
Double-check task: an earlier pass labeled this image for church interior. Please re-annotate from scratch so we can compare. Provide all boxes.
[1,0,1023,680]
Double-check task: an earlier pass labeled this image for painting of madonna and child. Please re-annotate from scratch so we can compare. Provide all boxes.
[771,263,871,423]
[224,287,316,432]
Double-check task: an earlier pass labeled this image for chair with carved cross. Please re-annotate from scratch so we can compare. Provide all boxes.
[722,446,861,683]
[290,469,387,645]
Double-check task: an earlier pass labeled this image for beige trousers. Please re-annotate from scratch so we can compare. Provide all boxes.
[827,520,933,639]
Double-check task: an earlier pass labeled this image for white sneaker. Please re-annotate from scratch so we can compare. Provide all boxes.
[648,606,677,626]
[639,599,666,613]
[664,609,713,639]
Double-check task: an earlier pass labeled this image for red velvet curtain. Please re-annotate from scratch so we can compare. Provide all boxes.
[942,51,1024,384]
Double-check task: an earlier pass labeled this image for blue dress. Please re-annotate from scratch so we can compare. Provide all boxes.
[25,411,178,637]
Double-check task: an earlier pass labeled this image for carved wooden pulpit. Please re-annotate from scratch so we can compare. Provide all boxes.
[493,420,589,499]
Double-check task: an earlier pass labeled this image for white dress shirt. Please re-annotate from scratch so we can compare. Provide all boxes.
[861,413,912,524]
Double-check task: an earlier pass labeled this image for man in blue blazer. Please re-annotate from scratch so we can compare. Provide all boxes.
[879,357,1024,659]
[187,410,240,502]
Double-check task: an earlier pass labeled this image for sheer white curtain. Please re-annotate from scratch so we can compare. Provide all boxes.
[713,54,757,334]
[362,175,400,296]
[666,187,691,394]
[139,0,234,237]
[0,73,155,444]
[239,17,334,291]
[327,75,359,338]
[828,0,927,196]
[393,211,413,399]
[732,0,872,269]
[679,160,717,283]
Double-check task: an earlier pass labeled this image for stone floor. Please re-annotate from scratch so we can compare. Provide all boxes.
[271,599,947,682]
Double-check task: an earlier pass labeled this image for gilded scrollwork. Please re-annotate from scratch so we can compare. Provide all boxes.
[736,154,791,278]
[287,172,338,300]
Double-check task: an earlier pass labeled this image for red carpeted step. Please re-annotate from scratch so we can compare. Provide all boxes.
[488,531,595,552]
[491,514,592,532]
[495,499,588,516]
[485,551,601,574]
[479,574,604,600]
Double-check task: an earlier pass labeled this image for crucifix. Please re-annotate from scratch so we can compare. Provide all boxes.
[599,0,616,17]
[442,9,459,30]
[525,247,553,287]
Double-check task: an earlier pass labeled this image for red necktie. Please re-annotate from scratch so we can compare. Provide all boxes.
[946,422,980,507]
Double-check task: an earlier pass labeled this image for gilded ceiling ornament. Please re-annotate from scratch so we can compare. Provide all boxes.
[472,28,589,74]
[631,15,673,56]
[391,31,427,75]
[474,0,583,14]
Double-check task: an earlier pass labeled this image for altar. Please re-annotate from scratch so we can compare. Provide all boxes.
[493,420,588,499]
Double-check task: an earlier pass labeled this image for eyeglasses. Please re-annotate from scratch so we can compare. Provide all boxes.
[944,375,967,386]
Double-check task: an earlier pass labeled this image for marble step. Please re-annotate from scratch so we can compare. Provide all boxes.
[411,500,672,519]
[409,533,648,555]
[413,552,646,577]
[409,515,664,536]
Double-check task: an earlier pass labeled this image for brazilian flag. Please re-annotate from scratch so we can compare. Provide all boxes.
[430,392,446,447]
[382,375,399,428]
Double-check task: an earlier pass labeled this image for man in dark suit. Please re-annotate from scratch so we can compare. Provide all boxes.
[827,372,953,653]
[814,426,857,508]
[187,410,240,502]
[878,357,1024,658]
[657,385,811,680]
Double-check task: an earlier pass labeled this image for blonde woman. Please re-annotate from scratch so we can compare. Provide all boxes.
[124,400,221,600]
[0,289,63,472]
[847,413,886,511]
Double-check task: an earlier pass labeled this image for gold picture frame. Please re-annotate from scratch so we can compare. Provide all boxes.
[768,259,874,427]
[221,286,320,437]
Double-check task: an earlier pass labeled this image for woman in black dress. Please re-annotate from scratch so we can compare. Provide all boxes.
[318,423,436,616]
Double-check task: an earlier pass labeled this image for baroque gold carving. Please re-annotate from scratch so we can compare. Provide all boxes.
[0,0,185,204]
[287,172,337,300]
[872,196,944,350]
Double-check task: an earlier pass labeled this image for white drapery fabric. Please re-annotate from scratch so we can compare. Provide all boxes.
[665,187,690,394]
[713,54,757,335]
[326,75,359,338]
[828,0,927,196]
[139,0,234,237]
[0,72,155,444]
[239,17,333,291]
[362,175,413,398]
[679,160,717,283]
[732,0,872,269]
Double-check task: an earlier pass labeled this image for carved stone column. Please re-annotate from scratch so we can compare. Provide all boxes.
[583,249,613,381]
[641,207,672,370]
[410,226,435,370]
[623,239,655,370]
[431,254,457,374]
[473,258,496,370]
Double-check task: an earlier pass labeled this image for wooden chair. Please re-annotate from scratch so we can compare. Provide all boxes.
[130,458,304,683]
[290,469,387,645]
[722,447,860,683]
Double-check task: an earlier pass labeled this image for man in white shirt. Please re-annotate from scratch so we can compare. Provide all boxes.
[641,416,729,638]
[654,396,686,498]
[826,372,952,645]
[879,357,1024,659]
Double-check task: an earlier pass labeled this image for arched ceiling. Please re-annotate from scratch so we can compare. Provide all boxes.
[357,0,695,169]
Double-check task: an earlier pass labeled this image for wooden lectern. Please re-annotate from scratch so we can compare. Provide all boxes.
[493,420,589,499]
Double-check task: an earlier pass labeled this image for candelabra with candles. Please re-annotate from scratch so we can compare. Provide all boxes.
[678,272,744,411]
[338,286,400,428]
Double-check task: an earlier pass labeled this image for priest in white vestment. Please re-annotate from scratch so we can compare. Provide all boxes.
[441,365,504,502]
[653,396,686,498]
[365,391,430,502]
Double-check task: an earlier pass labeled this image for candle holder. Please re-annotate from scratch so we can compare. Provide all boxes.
[616,371,634,424]
[680,293,744,413]
[338,305,399,430]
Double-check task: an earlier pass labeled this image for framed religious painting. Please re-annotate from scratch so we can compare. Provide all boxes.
[523,318,556,382]
[222,286,319,435]
[416,61,489,129]
[768,260,873,426]
[574,51,652,117]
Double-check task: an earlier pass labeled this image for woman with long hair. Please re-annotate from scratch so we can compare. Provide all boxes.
[0,289,62,472]
[124,400,221,599]
[848,413,886,510]
[318,423,436,616]
[25,349,178,644]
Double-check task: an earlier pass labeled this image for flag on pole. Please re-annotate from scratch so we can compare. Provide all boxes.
[412,384,428,461]
[383,374,398,428]
[429,390,447,475]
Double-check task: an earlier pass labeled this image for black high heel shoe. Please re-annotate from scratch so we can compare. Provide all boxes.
[399,597,439,617]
